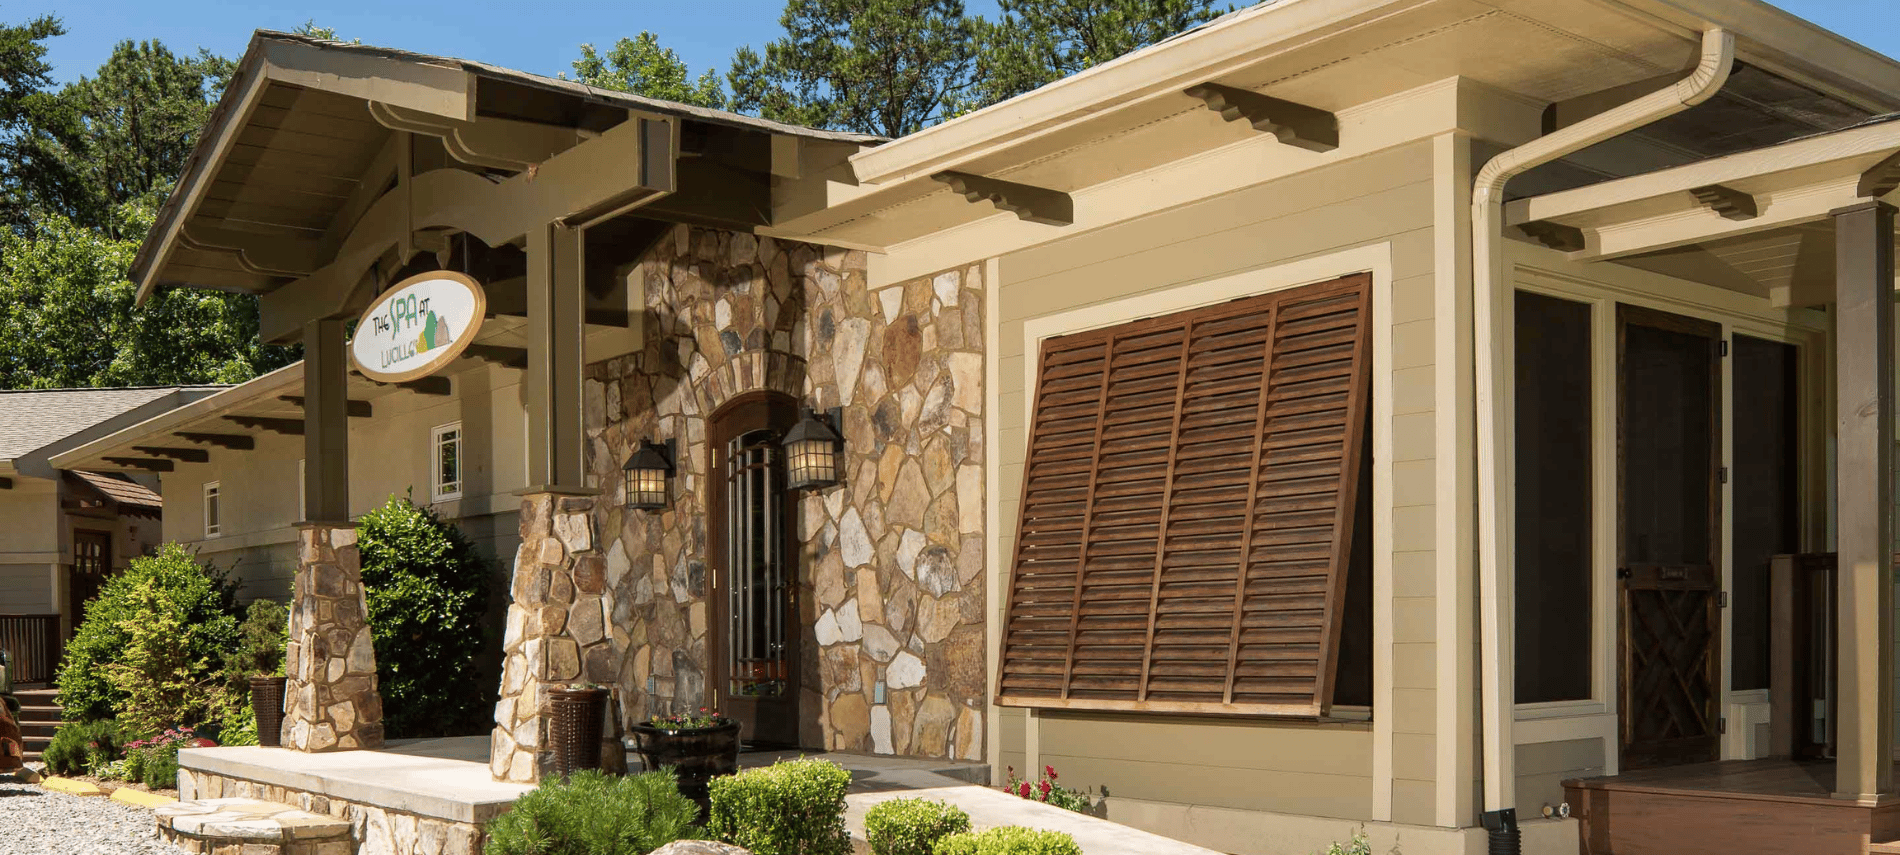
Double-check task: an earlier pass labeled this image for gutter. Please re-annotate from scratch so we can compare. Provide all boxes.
[1469,26,1734,848]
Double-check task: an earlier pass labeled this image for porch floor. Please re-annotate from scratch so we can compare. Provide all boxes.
[1565,759,1900,855]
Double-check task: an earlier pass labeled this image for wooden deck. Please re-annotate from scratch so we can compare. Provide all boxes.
[1565,759,1900,855]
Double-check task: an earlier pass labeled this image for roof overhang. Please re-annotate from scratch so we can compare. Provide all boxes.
[13,388,225,480]
[1505,115,1900,304]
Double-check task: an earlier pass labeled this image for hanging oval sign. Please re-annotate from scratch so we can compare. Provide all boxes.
[349,271,487,383]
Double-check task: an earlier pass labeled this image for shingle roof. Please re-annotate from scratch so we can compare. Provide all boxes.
[0,387,215,461]
[67,470,163,516]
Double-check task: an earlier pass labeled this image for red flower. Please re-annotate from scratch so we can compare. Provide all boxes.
[1039,779,1052,800]
[1045,765,1058,781]
[1018,781,1031,798]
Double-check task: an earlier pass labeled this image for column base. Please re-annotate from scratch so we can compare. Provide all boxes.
[282,524,385,752]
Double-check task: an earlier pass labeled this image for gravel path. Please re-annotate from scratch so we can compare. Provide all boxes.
[0,776,185,855]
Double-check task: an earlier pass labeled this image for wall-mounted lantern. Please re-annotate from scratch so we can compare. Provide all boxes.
[622,438,676,511]
[782,407,844,491]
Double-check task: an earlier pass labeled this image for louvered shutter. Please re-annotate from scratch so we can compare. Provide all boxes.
[998,274,1372,716]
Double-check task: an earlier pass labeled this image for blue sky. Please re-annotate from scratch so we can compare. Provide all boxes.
[24,0,1900,88]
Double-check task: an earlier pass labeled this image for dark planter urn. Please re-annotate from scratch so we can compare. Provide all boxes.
[626,720,740,810]
[548,687,610,778]
[249,676,287,748]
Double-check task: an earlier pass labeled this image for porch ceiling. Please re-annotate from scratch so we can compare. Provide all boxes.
[1504,114,1900,305]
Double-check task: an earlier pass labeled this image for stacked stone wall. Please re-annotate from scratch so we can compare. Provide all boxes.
[282,524,384,752]
[178,769,483,855]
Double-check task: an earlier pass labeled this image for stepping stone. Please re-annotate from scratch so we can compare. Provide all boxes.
[156,798,353,855]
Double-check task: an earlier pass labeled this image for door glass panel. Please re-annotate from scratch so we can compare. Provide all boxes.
[1730,336,1798,691]
[1514,291,1594,703]
[726,429,787,699]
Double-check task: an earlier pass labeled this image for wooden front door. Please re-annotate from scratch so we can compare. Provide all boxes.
[1617,305,1723,770]
[69,531,112,619]
[708,394,802,748]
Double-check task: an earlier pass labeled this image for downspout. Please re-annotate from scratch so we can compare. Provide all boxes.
[1470,26,1734,853]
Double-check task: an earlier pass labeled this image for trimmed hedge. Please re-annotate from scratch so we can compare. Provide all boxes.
[482,769,697,855]
[932,828,1082,855]
[358,495,494,738]
[706,758,852,855]
[865,799,972,855]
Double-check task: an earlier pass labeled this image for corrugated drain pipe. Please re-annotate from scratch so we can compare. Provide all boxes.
[1470,26,1735,854]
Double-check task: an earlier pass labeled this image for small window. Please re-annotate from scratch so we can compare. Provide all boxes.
[203,482,222,539]
[432,423,463,501]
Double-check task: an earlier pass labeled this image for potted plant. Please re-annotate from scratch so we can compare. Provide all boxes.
[227,601,289,747]
[626,706,739,810]
[548,683,611,778]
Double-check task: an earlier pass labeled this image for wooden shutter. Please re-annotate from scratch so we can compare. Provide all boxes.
[998,274,1372,716]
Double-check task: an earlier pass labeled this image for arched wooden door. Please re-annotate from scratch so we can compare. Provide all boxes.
[707,393,803,748]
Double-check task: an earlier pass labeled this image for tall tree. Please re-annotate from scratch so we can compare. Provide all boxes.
[0,16,68,231]
[729,0,976,138]
[970,0,1228,108]
[567,32,726,108]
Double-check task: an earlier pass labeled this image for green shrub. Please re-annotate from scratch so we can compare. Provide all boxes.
[866,799,971,855]
[706,758,851,855]
[224,599,288,682]
[482,768,697,855]
[359,494,494,738]
[102,578,229,735]
[56,543,239,723]
[41,719,129,776]
[1314,833,1371,855]
[124,727,202,790]
[931,828,1081,855]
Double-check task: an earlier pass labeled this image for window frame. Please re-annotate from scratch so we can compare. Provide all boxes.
[431,422,463,502]
[203,482,222,539]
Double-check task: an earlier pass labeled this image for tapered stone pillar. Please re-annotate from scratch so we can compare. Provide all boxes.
[282,523,384,751]
[491,492,623,782]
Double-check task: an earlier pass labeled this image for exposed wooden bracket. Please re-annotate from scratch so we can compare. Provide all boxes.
[102,456,173,472]
[930,172,1073,226]
[131,446,211,464]
[1858,149,1900,198]
[396,376,453,396]
[0,477,11,489]
[175,432,255,450]
[464,344,529,369]
[224,415,306,436]
[369,102,583,172]
[1518,220,1587,252]
[1689,184,1759,220]
[1183,83,1338,153]
[277,396,373,418]
[180,222,324,277]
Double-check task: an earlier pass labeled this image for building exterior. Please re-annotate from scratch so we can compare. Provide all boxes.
[46,3,1900,854]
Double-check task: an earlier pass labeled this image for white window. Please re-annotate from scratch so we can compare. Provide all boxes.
[203,482,222,538]
[432,423,463,501]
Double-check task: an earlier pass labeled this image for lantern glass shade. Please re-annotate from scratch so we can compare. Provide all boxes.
[782,407,843,491]
[622,439,674,510]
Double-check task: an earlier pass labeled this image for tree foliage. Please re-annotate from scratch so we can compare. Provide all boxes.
[569,32,726,108]
[357,494,494,739]
[971,0,1227,107]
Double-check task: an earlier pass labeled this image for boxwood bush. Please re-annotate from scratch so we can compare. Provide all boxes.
[865,799,972,855]
[358,494,494,738]
[932,827,1082,855]
[706,758,852,855]
[483,768,697,855]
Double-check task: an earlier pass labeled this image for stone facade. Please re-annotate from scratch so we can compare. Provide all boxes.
[283,524,384,752]
[178,770,483,855]
[577,225,988,761]
[490,492,627,783]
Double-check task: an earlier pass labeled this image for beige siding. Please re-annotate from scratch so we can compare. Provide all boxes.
[1514,738,1604,812]
[993,140,1438,822]
[0,564,51,613]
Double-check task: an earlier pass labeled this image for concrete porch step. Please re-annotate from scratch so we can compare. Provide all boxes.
[156,798,353,855]
[1867,842,1900,854]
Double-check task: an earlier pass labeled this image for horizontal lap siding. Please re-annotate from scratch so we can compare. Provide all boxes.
[0,564,51,613]
[996,141,1437,821]
[1516,738,1604,811]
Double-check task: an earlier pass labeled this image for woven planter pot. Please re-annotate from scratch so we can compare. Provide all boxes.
[549,687,609,779]
[249,676,287,748]
[626,720,740,811]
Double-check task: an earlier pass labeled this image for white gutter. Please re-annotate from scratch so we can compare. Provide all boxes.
[1470,26,1734,824]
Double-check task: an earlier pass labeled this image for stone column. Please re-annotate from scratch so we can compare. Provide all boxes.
[491,492,624,783]
[282,524,384,751]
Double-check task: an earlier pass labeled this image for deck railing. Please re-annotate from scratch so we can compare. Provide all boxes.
[0,613,62,685]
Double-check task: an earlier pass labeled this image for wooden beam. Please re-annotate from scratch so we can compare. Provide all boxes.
[0,477,11,489]
[277,395,373,418]
[524,222,587,490]
[1858,149,1900,199]
[175,431,255,450]
[102,456,174,472]
[1833,199,1896,800]
[1517,220,1586,252]
[1183,83,1338,153]
[130,446,211,464]
[930,171,1073,226]
[1689,184,1759,220]
[179,222,325,276]
[389,375,452,396]
[303,318,350,522]
[224,415,306,436]
[463,344,528,369]
[368,102,582,172]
